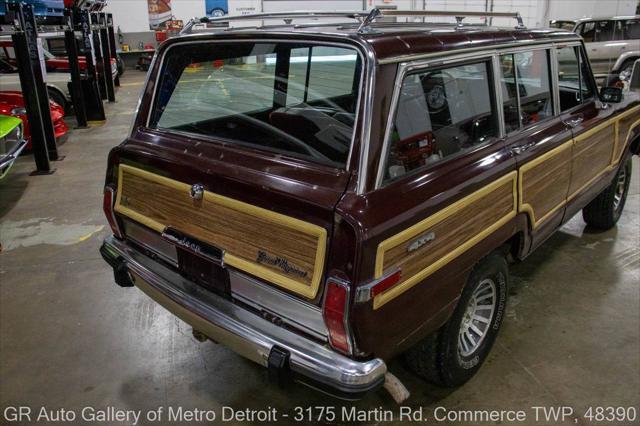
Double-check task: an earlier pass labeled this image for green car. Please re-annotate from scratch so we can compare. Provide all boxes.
[0,114,26,180]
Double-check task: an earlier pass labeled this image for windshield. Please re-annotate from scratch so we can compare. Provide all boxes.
[149,41,362,167]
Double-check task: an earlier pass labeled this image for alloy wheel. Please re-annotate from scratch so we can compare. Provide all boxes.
[458,278,497,357]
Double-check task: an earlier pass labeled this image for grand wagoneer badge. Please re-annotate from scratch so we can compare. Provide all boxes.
[256,250,308,279]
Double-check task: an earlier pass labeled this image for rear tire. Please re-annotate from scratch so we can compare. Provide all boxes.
[582,157,632,230]
[405,252,509,387]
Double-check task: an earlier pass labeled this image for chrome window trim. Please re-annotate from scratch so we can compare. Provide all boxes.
[143,38,368,174]
[374,51,500,190]
[550,47,561,117]
[374,40,586,190]
[355,43,377,194]
[492,54,506,137]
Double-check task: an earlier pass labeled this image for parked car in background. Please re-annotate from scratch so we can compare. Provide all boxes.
[0,91,68,150]
[570,16,640,80]
[0,0,64,20]
[0,38,119,81]
[100,10,640,400]
[549,19,576,31]
[0,58,71,113]
[206,0,228,17]
[0,115,26,180]
[39,33,125,77]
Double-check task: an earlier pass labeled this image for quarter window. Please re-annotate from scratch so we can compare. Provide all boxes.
[499,50,553,132]
[381,61,498,183]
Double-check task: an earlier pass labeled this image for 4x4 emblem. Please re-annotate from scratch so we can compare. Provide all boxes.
[190,183,204,200]
[407,231,436,252]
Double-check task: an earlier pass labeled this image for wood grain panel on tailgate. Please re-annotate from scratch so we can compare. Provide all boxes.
[114,164,326,299]
[373,172,517,310]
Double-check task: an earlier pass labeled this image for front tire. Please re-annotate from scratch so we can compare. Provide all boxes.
[405,252,509,387]
[47,89,66,115]
[618,59,636,82]
[583,157,632,230]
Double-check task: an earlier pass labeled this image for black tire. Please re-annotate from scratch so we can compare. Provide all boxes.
[116,56,125,76]
[583,157,632,230]
[47,89,66,115]
[405,252,509,387]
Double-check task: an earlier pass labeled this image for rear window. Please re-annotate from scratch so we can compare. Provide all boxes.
[149,41,362,167]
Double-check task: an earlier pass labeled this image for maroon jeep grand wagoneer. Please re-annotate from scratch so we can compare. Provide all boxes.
[100,9,640,399]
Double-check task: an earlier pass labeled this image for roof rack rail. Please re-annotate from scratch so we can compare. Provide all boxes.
[180,8,526,35]
[357,9,525,32]
[181,11,370,34]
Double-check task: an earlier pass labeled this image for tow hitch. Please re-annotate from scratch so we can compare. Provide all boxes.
[267,346,291,386]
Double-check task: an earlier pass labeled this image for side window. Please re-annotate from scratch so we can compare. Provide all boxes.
[556,46,595,111]
[579,22,595,42]
[612,21,625,41]
[594,20,616,42]
[382,61,498,183]
[622,19,640,40]
[499,50,553,132]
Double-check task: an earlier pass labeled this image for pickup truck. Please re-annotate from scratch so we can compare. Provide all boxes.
[100,9,640,400]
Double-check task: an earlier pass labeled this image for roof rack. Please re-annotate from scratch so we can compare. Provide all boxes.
[357,9,525,32]
[180,8,526,35]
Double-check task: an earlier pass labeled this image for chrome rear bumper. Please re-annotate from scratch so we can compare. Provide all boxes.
[100,236,386,398]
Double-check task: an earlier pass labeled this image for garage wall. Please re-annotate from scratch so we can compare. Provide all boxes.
[105,0,640,33]
[543,0,637,21]
[104,0,206,32]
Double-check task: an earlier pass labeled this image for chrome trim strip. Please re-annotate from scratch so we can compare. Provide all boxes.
[123,220,178,267]
[492,54,506,138]
[550,47,561,117]
[144,38,366,174]
[229,271,327,341]
[377,37,581,65]
[356,43,377,194]
[101,236,386,392]
[354,267,400,304]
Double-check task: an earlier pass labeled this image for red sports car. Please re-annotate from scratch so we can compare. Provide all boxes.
[0,91,69,150]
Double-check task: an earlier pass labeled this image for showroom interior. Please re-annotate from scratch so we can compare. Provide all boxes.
[0,0,639,424]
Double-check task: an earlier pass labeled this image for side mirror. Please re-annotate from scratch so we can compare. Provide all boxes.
[600,86,623,103]
[629,59,640,91]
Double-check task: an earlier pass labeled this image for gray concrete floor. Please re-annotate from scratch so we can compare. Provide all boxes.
[0,72,638,426]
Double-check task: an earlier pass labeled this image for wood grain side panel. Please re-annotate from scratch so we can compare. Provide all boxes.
[615,111,640,164]
[374,172,517,310]
[569,124,615,195]
[520,142,572,227]
[115,165,326,298]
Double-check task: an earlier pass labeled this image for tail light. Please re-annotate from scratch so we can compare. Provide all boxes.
[323,278,353,355]
[103,186,123,239]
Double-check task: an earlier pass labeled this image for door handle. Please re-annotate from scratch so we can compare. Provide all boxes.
[564,116,584,128]
[510,142,536,155]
